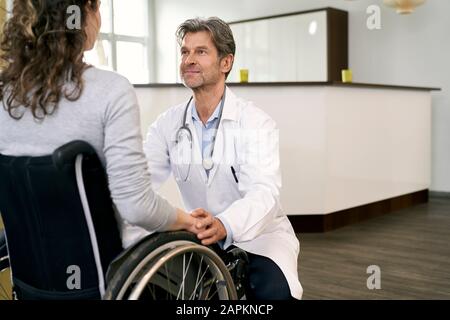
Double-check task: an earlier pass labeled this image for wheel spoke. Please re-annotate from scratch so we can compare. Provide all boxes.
[164,262,171,299]
[205,277,220,300]
[189,259,212,300]
[189,255,203,300]
[145,282,156,300]
[176,252,193,300]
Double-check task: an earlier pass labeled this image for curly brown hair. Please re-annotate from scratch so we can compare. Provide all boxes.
[0,0,99,120]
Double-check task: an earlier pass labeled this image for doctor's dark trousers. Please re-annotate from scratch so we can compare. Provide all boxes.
[242,250,293,300]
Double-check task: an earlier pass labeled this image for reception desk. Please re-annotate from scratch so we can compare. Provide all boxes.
[135,82,439,232]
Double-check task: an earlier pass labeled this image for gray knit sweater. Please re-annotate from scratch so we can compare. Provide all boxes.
[0,67,177,240]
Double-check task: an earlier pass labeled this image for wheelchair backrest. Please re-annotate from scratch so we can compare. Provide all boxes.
[0,141,122,299]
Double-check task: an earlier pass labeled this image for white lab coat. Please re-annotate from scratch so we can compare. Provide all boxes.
[126,87,302,299]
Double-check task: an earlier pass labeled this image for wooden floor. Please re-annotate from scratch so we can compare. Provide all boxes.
[297,196,450,299]
[1,197,450,300]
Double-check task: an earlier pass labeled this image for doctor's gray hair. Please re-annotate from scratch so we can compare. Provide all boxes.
[176,17,236,78]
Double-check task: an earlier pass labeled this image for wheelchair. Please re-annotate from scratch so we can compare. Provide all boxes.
[0,141,248,300]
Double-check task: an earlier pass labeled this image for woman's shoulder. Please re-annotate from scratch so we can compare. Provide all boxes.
[83,66,133,92]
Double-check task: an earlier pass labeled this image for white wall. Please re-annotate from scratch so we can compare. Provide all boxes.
[151,0,449,192]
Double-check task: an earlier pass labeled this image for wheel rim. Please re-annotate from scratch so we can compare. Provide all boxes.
[116,241,237,300]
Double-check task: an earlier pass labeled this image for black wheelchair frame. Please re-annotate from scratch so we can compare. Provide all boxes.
[0,140,248,300]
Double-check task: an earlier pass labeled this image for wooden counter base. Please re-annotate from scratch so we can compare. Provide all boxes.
[288,190,428,232]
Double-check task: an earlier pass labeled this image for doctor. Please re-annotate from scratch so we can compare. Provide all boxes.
[143,17,303,300]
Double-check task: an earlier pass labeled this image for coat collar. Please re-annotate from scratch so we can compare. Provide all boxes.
[221,86,240,122]
[185,85,240,123]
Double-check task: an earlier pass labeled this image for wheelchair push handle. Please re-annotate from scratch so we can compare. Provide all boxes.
[52,140,97,170]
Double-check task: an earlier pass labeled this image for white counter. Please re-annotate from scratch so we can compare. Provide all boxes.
[135,83,433,216]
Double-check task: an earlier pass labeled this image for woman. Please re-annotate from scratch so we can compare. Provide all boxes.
[0,0,202,246]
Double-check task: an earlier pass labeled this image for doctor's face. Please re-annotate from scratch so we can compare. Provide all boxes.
[179,31,224,89]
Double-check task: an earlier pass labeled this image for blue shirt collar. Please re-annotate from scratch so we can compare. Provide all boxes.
[191,100,222,124]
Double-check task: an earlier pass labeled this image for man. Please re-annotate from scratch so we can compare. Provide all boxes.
[143,17,303,300]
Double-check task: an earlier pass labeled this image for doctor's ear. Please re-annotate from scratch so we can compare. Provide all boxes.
[220,54,234,75]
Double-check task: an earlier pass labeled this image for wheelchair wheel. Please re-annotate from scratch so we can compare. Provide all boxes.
[104,231,237,300]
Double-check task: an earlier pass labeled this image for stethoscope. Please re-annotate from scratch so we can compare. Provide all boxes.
[175,89,226,182]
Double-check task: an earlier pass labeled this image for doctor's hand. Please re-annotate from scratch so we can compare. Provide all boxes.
[191,209,227,246]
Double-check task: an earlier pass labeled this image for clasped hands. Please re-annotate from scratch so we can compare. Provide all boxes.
[186,208,227,246]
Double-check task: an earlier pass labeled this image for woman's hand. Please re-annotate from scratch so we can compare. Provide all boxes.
[169,208,211,234]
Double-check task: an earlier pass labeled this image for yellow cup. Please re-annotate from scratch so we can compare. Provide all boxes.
[341,69,353,83]
[239,69,249,83]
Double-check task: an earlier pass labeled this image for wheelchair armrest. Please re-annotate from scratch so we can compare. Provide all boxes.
[52,140,97,170]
